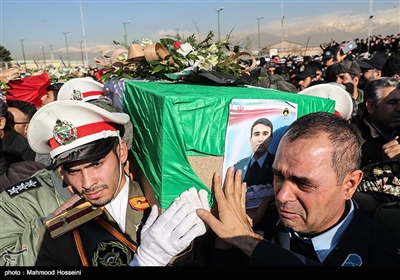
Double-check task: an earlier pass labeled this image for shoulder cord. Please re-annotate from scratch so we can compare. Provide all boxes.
[72,217,139,266]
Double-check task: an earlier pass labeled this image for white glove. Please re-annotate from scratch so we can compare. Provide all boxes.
[129,199,202,266]
[178,187,210,236]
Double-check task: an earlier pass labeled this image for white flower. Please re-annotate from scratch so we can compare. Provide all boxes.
[141,39,153,47]
[205,54,218,67]
[205,43,218,54]
[197,55,212,71]
[177,43,194,57]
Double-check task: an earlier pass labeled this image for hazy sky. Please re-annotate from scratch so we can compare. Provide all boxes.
[1,0,400,61]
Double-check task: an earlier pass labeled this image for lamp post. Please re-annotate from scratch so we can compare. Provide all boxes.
[123,21,130,45]
[80,41,85,67]
[215,7,223,42]
[79,0,89,68]
[40,46,46,69]
[63,31,71,67]
[281,0,285,43]
[367,0,373,55]
[20,39,27,71]
[256,16,264,55]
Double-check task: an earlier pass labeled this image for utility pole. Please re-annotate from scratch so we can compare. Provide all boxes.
[123,21,130,45]
[256,17,264,55]
[281,0,285,43]
[40,46,46,69]
[20,39,27,72]
[79,0,89,68]
[368,0,373,55]
[216,7,223,42]
[80,41,85,67]
[63,31,71,67]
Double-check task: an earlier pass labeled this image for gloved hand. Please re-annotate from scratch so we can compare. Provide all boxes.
[129,199,202,266]
[178,187,210,236]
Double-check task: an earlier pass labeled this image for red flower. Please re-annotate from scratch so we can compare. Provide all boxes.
[174,41,182,49]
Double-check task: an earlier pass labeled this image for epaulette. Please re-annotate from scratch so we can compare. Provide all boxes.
[45,201,104,239]
[235,157,250,165]
[4,176,42,198]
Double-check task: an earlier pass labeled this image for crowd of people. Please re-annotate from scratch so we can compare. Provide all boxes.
[0,32,400,275]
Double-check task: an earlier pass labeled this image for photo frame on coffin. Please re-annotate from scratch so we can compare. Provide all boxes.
[223,98,298,209]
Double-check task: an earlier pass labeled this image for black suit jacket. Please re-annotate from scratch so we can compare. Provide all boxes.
[213,200,400,266]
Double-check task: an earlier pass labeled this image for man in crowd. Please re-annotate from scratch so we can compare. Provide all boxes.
[381,53,400,78]
[327,59,363,105]
[356,52,389,91]
[197,112,400,266]
[7,99,37,138]
[40,83,64,107]
[29,100,207,266]
[0,137,45,191]
[0,77,210,266]
[295,64,318,91]
[352,77,400,168]
[0,95,138,266]
[0,99,36,164]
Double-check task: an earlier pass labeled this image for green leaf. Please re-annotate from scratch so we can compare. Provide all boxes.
[152,64,165,74]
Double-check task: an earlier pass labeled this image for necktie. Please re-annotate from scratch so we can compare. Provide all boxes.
[290,234,319,262]
[250,161,260,185]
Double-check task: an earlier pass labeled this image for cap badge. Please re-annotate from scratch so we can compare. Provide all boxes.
[71,89,84,100]
[299,65,305,73]
[53,119,78,145]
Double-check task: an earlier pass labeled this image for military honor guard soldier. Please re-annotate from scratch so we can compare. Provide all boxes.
[26,100,208,266]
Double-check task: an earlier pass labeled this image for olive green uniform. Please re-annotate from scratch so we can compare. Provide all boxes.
[0,167,71,266]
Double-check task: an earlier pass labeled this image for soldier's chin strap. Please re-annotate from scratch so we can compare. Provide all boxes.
[109,135,124,203]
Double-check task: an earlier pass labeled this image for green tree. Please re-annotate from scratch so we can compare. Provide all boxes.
[244,37,252,53]
[0,45,13,68]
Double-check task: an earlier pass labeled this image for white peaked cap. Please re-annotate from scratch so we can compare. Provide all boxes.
[28,100,130,166]
[57,77,106,102]
[298,83,354,121]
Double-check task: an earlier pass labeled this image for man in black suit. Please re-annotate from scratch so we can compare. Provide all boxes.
[199,112,400,267]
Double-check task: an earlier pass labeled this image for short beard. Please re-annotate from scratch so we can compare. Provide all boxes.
[81,184,112,207]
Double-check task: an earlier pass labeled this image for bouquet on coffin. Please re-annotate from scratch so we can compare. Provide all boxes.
[96,30,258,86]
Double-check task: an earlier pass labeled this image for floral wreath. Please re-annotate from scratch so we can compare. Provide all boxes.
[97,30,257,83]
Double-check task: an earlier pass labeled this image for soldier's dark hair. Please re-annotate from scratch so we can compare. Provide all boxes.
[250,118,273,136]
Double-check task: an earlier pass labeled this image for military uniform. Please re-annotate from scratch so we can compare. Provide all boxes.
[35,179,151,266]
[233,153,275,185]
[0,167,71,266]
[233,153,275,209]
[25,99,202,267]
[0,157,45,192]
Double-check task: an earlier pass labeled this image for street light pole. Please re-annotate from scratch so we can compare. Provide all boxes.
[63,31,71,67]
[40,46,46,69]
[368,0,373,55]
[256,17,264,56]
[215,7,223,42]
[281,0,285,43]
[123,21,130,45]
[80,41,85,67]
[20,39,27,72]
[79,0,89,68]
